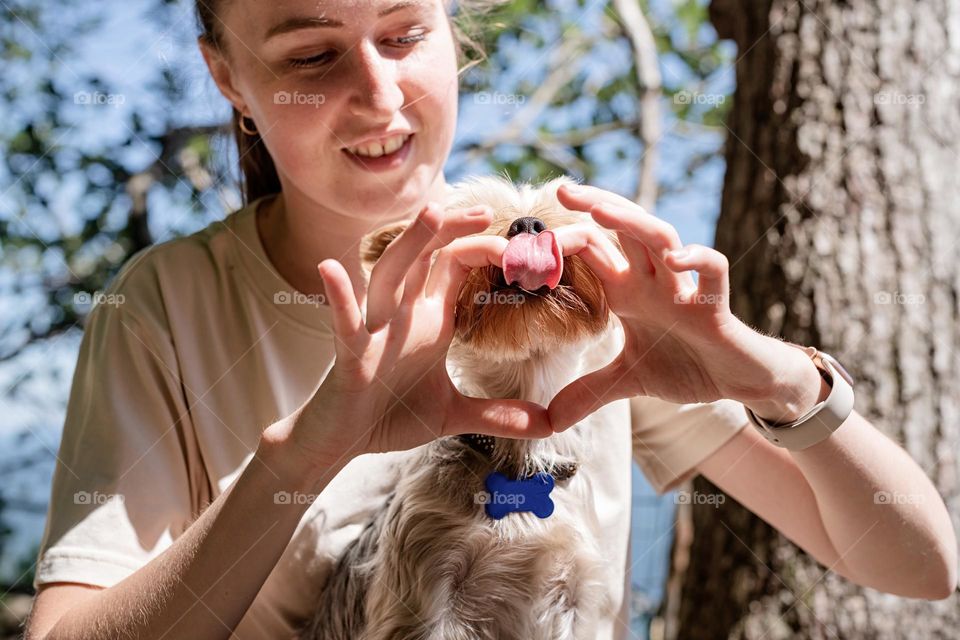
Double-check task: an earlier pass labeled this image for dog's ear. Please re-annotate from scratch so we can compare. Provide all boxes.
[359,221,412,277]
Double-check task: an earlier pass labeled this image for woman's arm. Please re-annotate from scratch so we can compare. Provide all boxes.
[28,206,555,640]
[27,412,335,640]
[697,341,958,600]
[539,182,956,598]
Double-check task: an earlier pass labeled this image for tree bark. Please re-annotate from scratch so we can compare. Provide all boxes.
[675,0,960,637]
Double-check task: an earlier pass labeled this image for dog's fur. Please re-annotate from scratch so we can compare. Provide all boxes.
[299,175,625,640]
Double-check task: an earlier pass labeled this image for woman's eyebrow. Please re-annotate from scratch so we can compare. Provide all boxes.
[263,0,431,41]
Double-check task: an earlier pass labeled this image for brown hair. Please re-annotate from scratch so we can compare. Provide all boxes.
[195,0,504,206]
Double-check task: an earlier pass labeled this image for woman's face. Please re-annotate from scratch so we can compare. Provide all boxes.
[202,0,459,220]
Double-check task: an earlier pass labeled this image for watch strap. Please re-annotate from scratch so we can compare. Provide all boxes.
[746,345,855,451]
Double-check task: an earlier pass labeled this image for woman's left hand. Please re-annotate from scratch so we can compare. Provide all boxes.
[547,183,825,431]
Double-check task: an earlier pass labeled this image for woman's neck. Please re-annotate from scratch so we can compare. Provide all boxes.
[255,176,449,307]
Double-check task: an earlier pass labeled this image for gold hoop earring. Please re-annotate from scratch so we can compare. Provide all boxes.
[239,116,258,136]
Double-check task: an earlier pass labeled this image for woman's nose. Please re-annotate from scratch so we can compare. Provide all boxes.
[347,41,404,119]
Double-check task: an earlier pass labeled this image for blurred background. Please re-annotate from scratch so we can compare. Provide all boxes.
[2,0,958,638]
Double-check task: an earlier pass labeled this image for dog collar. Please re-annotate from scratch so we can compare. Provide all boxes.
[457,434,579,481]
[457,434,579,521]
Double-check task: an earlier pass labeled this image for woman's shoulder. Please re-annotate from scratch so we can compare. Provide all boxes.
[93,205,253,333]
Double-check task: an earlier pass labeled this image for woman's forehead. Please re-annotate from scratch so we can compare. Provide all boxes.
[223,0,442,43]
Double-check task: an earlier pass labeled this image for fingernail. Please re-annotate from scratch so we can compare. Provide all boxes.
[670,247,690,260]
[467,206,491,216]
[565,184,585,194]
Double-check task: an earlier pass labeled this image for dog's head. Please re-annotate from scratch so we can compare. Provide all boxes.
[360,175,622,362]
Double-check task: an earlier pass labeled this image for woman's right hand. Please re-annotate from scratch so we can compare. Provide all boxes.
[269,201,555,478]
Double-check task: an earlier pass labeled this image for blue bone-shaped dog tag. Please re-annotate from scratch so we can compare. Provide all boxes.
[484,471,555,519]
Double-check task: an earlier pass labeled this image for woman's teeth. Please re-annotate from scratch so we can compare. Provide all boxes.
[347,134,410,158]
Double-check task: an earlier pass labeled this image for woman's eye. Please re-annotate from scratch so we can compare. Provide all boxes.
[288,51,337,69]
[393,32,427,46]
[286,30,428,69]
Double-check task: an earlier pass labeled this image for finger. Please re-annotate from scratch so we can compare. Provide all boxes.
[317,259,369,358]
[444,394,554,439]
[665,244,730,304]
[556,182,640,213]
[425,235,508,305]
[399,252,433,308]
[588,202,682,268]
[366,204,493,331]
[551,223,630,287]
[555,183,682,270]
[405,204,493,303]
[365,202,442,333]
[546,359,630,431]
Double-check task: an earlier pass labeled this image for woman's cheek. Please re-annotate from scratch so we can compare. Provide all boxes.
[262,105,332,179]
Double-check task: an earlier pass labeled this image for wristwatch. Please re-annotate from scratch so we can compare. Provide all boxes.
[745,343,856,451]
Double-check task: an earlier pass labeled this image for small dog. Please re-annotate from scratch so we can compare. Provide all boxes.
[300,175,626,640]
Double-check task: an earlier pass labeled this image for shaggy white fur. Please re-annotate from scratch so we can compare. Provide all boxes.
[300,175,625,640]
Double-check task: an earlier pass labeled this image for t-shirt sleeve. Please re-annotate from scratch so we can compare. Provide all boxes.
[629,395,751,495]
[33,297,195,590]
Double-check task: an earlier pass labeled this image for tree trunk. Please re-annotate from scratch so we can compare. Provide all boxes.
[675,0,960,637]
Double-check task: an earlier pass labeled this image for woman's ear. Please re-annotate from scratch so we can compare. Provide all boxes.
[359,222,413,277]
[197,37,249,116]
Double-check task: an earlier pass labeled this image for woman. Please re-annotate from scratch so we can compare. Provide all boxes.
[26,0,957,638]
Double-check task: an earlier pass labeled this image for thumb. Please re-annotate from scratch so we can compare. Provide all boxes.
[548,360,628,431]
[446,394,554,439]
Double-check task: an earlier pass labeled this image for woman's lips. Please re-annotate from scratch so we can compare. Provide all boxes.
[341,134,414,173]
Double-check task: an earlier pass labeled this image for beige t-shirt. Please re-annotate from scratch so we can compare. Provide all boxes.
[33,194,750,639]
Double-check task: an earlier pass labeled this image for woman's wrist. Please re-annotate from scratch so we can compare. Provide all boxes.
[257,411,353,494]
[722,325,831,423]
[744,347,831,423]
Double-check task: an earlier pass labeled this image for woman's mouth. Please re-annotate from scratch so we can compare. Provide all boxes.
[342,133,414,172]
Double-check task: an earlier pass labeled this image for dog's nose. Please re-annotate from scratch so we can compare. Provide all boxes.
[506,216,547,238]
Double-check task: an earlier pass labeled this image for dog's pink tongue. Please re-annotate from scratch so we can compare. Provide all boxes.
[503,230,563,290]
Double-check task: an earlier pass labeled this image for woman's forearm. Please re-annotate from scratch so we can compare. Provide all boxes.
[37,413,341,640]
[738,338,957,598]
[790,410,958,599]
